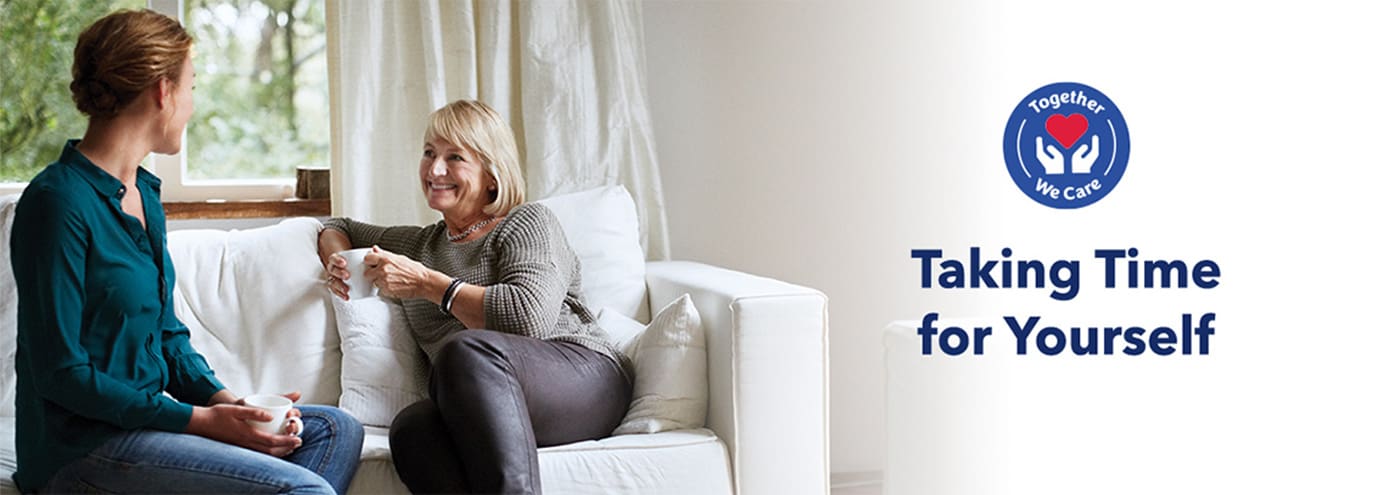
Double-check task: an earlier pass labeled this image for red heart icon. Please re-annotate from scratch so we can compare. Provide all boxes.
[1044,113,1088,149]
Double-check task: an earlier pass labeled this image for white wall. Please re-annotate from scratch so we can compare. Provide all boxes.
[644,0,965,476]
[645,0,1400,490]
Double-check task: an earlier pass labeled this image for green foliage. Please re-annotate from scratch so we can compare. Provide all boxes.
[0,0,145,182]
[184,0,328,180]
[0,0,328,183]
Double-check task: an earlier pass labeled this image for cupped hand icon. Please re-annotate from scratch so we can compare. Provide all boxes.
[1071,135,1099,174]
[1035,136,1064,175]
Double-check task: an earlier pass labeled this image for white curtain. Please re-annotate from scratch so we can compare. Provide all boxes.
[327,0,670,259]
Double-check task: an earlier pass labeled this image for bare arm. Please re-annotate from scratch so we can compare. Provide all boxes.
[318,227,352,267]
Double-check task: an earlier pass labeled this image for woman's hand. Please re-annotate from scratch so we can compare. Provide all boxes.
[365,246,450,301]
[234,391,305,436]
[324,252,351,300]
[186,404,302,457]
[318,228,353,300]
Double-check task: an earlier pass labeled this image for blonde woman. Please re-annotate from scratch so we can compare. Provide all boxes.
[319,100,632,494]
[11,10,362,494]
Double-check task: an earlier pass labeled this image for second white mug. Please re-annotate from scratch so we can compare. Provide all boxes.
[242,394,303,437]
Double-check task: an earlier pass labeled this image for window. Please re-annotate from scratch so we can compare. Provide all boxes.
[0,0,147,184]
[0,0,330,204]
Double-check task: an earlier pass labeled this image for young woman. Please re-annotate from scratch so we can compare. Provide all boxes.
[10,9,362,494]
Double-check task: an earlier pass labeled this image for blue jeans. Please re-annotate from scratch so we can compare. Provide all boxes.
[42,405,364,495]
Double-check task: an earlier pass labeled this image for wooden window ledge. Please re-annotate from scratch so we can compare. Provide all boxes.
[164,198,330,220]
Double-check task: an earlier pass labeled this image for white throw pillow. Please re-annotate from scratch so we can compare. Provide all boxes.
[611,294,708,435]
[596,307,646,356]
[536,186,650,323]
[331,295,429,428]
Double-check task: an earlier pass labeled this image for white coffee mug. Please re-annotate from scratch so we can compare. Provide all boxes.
[336,247,378,300]
[243,394,303,437]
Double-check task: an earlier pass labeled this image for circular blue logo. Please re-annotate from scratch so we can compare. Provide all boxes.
[1003,82,1130,209]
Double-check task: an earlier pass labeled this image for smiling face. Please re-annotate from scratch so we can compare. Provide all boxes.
[420,137,496,221]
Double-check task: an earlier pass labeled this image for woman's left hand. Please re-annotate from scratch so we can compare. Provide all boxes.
[365,245,440,300]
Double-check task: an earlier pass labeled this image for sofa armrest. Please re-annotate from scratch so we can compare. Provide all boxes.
[645,261,829,495]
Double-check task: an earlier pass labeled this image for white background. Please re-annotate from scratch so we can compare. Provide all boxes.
[645,1,1400,492]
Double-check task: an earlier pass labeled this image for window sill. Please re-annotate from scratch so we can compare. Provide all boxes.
[163,198,330,220]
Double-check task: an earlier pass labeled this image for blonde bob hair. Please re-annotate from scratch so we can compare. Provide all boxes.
[423,100,525,217]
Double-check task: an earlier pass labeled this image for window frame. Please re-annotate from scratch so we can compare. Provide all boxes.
[0,0,316,202]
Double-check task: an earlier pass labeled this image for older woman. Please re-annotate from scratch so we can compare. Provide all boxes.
[318,100,632,494]
[10,9,363,495]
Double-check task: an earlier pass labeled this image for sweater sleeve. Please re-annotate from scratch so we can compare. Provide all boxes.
[482,204,572,338]
[322,217,425,255]
[13,186,193,432]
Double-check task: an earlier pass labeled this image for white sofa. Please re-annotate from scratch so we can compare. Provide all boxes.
[0,188,829,494]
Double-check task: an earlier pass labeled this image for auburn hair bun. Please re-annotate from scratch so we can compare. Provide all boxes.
[68,9,192,118]
[70,77,123,118]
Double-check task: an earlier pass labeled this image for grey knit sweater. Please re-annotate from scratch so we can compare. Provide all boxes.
[323,203,629,376]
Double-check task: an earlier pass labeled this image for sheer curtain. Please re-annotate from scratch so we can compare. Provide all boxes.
[327,0,670,259]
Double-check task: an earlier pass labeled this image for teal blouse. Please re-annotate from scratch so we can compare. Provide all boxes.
[10,140,225,492]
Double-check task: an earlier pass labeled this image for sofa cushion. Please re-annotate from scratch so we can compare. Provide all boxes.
[345,426,409,494]
[596,306,647,353]
[537,186,650,323]
[331,296,429,428]
[539,428,732,495]
[610,294,708,435]
[346,425,732,495]
[0,417,16,495]
[0,194,20,418]
[167,218,342,405]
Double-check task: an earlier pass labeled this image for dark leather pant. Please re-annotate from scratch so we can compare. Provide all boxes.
[389,330,631,494]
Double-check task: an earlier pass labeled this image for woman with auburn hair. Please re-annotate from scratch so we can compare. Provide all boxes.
[318,99,632,494]
[10,9,362,494]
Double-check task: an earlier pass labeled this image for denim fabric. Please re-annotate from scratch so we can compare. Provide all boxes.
[41,405,364,495]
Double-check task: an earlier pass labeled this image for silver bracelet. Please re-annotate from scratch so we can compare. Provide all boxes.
[440,278,466,315]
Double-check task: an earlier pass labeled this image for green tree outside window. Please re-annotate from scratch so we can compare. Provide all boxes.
[183,0,328,180]
[0,0,146,183]
[0,0,328,183]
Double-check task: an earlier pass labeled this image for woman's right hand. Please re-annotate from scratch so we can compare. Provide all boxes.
[324,252,351,300]
[186,404,302,457]
[318,227,353,300]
